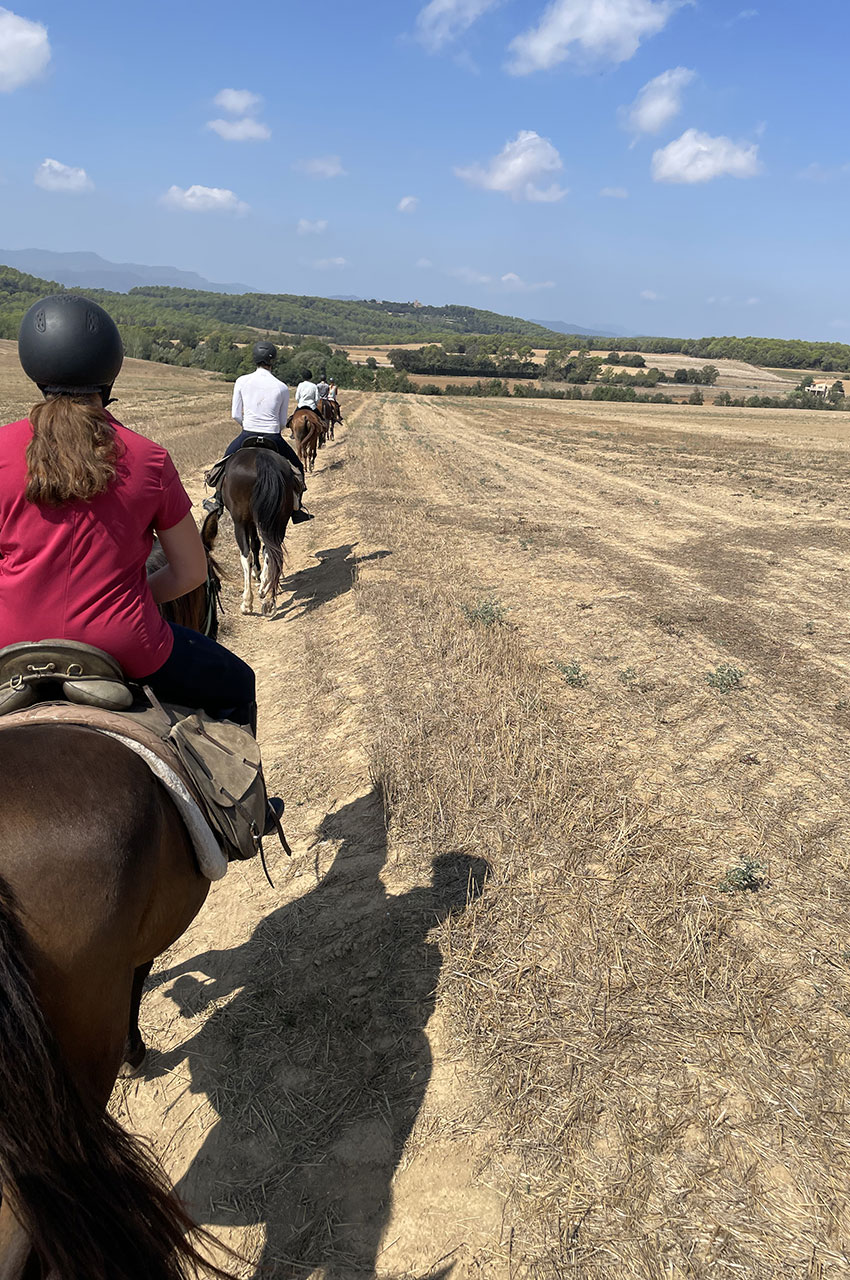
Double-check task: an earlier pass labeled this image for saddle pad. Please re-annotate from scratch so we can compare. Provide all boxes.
[100,730,227,881]
[0,703,228,881]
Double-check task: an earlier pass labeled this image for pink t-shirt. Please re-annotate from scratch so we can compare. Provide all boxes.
[0,413,191,678]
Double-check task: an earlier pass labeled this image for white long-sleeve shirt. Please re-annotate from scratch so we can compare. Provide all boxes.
[231,367,289,434]
[296,379,319,410]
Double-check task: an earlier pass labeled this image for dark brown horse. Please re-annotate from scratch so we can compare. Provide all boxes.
[321,398,341,440]
[150,510,222,639]
[316,398,333,445]
[0,532,236,1279]
[220,447,298,615]
[289,407,321,474]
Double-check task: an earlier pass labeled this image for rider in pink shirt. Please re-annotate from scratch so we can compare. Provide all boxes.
[0,295,268,750]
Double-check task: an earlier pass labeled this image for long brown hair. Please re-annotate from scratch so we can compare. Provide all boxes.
[26,395,120,506]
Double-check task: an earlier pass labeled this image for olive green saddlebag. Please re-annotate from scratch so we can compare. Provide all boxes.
[167,712,275,861]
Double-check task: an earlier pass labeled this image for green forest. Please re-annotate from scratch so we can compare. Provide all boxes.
[3,266,850,406]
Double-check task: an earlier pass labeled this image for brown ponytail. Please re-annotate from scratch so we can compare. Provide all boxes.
[25,395,120,506]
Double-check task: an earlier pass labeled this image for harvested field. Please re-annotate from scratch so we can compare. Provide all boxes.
[3,340,850,1278]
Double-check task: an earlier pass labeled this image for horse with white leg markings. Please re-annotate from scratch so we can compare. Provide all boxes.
[220,447,298,615]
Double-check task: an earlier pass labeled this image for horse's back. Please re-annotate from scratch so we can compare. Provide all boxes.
[0,725,205,998]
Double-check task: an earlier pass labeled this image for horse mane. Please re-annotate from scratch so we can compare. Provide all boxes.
[148,512,222,640]
[0,867,237,1279]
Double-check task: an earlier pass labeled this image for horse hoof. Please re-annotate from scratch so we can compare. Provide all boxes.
[120,1040,148,1077]
[262,600,275,616]
[241,604,253,615]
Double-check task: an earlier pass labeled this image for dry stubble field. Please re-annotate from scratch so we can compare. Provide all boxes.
[2,338,850,1278]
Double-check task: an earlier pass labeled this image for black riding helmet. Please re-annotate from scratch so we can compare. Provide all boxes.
[252,340,277,366]
[18,294,124,405]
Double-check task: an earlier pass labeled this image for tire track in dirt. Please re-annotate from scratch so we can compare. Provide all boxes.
[354,394,850,880]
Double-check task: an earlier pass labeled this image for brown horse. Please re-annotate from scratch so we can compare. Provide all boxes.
[323,398,342,439]
[316,398,334,445]
[0,534,236,1279]
[151,510,222,639]
[289,407,321,473]
[220,446,298,616]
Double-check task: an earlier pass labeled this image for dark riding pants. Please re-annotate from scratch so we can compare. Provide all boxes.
[224,431,305,487]
[142,623,257,730]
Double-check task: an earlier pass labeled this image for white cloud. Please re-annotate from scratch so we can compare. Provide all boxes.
[797,161,850,182]
[600,185,628,198]
[507,0,687,74]
[398,195,420,213]
[622,66,695,135]
[416,257,433,268]
[313,257,347,269]
[0,8,50,92]
[500,272,555,291]
[449,266,492,284]
[746,296,760,305]
[297,218,328,235]
[640,289,659,300]
[455,130,567,202]
[652,128,761,183]
[207,117,270,141]
[214,88,261,115]
[161,184,249,214]
[414,0,500,50]
[726,8,757,25]
[297,155,347,179]
[34,158,93,194]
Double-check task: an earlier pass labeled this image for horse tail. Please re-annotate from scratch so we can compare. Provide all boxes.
[0,875,234,1280]
[251,450,292,599]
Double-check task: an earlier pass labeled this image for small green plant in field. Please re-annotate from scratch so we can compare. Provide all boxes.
[462,597,507,627]
[803,620,815,634]
[706,663,743,692]
[619,667,638,686]
[836,698,850,711]
[556,660,588,688]
[719,857,766,894]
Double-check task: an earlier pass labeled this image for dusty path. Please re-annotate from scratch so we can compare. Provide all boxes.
[112,397,506,1280]
[79,373,850,1279]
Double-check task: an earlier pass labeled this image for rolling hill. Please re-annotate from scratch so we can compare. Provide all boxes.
[0,249,255,295]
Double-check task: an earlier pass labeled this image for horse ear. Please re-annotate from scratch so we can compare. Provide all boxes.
[200,510,220,550]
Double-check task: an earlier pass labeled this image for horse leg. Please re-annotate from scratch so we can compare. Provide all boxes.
[259,547,274,616]
[122,959,154,1075]
[233,521,254,615]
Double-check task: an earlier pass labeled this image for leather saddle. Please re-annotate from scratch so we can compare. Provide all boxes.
[0,640,134,716]
[205,436,283,491]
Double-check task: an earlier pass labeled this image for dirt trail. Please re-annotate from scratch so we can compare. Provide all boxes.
[112,399,507,1280]
[98,380,850,1278]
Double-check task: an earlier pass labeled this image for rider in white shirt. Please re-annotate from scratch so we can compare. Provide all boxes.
[296,372,320,410]
[204,342,313,522]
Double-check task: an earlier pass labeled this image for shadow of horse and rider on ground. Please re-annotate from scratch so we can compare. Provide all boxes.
[145,790,489,1278]
[268,544,391,622]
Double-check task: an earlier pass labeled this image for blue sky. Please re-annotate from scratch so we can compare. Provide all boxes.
[0,0,847,340]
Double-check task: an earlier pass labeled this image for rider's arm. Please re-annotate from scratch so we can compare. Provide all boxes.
[232,381,244,425]
[148,513,208,604]
[278,384,290,429]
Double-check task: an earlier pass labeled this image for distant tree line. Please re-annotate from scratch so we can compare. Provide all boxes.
[388,344,539,378]
[554,333,850,372]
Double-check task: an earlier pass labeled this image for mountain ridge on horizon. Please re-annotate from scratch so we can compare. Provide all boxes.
[0,248,256,296]
[0,249,629,339]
